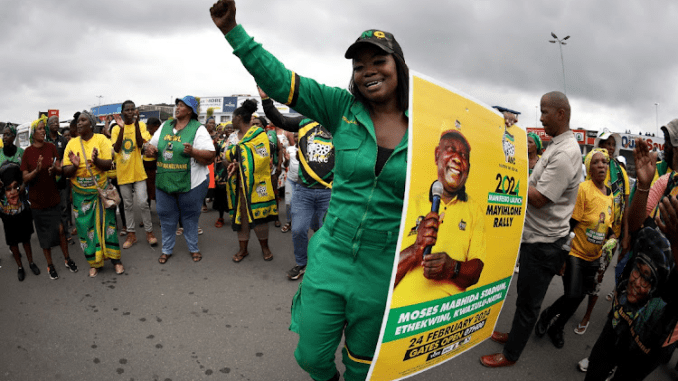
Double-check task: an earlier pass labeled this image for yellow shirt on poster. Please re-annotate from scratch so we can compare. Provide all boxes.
[110,122,151,185]
[570,180,614,261]
[63,134,113,190]
[391,193,486,309]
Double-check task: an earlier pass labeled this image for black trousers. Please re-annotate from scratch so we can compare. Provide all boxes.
[503,237,569,361]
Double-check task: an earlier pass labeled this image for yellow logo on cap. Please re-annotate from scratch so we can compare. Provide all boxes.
[374,31,386,39]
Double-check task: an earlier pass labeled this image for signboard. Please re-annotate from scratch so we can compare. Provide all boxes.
[200,97,224,114]
[223,97,238,113]
[91,103,122,116]
[526,127,586,145]
[368,73,527,380]
[48,109,59,117]
[236,96,292,115]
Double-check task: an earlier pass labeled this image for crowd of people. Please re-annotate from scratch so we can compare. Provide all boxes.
[1,1,676,380]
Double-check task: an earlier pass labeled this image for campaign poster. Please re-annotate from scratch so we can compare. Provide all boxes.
[368,73,527,381]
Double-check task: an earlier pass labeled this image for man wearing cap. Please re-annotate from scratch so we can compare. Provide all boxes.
[481,91,582,367]
[392,127,485,308]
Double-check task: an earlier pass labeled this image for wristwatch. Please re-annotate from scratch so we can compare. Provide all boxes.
[451,260,461,279]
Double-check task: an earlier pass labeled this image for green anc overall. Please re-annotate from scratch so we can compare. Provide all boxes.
[226,26,408,381]
[156,120,200,193]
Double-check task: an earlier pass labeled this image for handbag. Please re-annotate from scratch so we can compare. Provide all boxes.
[79,137,120,209]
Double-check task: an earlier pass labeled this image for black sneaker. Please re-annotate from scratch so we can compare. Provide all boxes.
[48,265,59,280]
[287,265,306,280]
[18,267,25,282]
[65,258,78,273]
[547,326,564,349]
[29,262,40,276]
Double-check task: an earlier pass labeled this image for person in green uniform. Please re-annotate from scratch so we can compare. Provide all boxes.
[211,3,408,380]
[146,96,216,264]
[0,125,24,166]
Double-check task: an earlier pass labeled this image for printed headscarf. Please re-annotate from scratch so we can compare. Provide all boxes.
[527,132,542,154]
[584,148,609,180]
[29,115,48,144]
[3,124,18,141]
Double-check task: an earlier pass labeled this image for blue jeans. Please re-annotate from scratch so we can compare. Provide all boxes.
[156,179,208,255]
[291,185,331,267]
[503,237,569,362]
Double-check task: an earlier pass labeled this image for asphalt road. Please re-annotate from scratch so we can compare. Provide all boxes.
[1,204,676,381]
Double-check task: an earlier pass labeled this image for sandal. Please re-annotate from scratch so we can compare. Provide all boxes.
[605,291,614,301]
[71,227,77,236]
[281,223,291,233]
[119,227,127,236]
[89,267,98,278]
[158,254,170,264]
[201,205,208,212]
[215,218,224,228]
[574,322,589,335]
[232,251,248,263]
[191,252,202,262]
[274,220,281,228]
[198,227,204,235]
[114,263,125,275]
[176,227,184,236]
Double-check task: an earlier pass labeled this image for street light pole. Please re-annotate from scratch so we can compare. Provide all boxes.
[549,33,570,95]
[96,95,104,116]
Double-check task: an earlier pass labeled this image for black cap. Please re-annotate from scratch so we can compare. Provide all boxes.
[345,29,404,61]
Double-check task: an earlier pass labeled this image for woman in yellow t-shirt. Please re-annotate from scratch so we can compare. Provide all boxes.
[535,148,614,348]
[62,110,122,278]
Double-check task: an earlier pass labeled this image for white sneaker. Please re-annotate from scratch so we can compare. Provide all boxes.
[578,358,589,372]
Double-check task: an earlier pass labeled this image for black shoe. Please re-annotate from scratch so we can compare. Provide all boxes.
[547,326,564,349]
[287,265,306,280]
[29,262,40,276]
[48,264,59,280]
[65,258,78,273]
[18,267,25,281]
[535,307,552,337]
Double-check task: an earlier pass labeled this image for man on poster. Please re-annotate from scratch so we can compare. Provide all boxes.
[392,126,485,308]
[481,91,582,367]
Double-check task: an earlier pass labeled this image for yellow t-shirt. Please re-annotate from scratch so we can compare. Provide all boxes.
[391,193,487,308]
[110,122,152,185]
[570,180,614,261]
[63,134,113,190]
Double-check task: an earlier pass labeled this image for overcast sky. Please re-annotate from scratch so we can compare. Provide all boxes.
[2,0,677,135]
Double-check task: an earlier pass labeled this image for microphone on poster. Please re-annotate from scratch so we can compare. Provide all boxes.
[423,180,444,257]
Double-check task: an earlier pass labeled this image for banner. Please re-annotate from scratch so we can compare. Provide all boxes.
[368,73,527,380]
[527,127,586,145]
[200,97,224,114]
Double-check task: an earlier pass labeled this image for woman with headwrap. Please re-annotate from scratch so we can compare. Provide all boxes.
[224,99,277,263]
[535,148,615,349]
[0,162,38,281]
[62,110,122,278]
[527,132,542,175]
[145,96,215,264]
[21,116,78,280]
[0,124,24,166]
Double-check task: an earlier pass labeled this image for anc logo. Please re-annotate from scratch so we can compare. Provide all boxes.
[361,30,387,39]
[122,138,134,154]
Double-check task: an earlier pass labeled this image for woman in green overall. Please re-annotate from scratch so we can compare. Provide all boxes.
[211,3,408,380]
